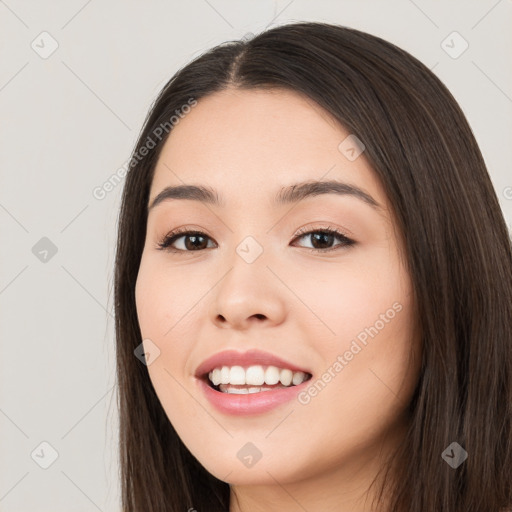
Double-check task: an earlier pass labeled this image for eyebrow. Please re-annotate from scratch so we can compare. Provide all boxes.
[147,180,382,212]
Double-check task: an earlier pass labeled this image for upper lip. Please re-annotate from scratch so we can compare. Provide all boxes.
[194,349,312,378]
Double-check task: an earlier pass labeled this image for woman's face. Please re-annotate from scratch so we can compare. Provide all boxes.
[135,88,421,496]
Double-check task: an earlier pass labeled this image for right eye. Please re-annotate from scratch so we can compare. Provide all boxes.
[157,228,217,253]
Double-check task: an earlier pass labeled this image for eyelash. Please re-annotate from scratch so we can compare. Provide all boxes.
[156,225,355,254]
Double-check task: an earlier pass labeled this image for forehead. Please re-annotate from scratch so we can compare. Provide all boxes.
[149,88,387,211]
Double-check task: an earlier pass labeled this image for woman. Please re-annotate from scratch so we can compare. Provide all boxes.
[114,21,512,511]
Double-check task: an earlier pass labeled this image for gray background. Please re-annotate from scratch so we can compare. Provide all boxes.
[1,0,511,510]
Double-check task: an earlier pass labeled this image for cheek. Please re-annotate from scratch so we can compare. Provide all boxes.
[304,262,417,417]
[134,256,194,400]
[135,255,206,339]
[134,255,204,417]
[135,254,214,405]
[289,249,411,346]
[292,249,417,402]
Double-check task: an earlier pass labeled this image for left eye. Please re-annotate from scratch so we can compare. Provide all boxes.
[157,227,355,253]
[291,227,355,252]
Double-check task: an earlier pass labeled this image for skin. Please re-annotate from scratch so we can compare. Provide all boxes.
[135,87,422,511]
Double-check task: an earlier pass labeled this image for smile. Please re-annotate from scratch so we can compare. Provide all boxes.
[208,365,311,393]
[198,368,313,415]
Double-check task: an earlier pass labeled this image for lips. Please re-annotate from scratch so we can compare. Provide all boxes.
[194,349,312,379]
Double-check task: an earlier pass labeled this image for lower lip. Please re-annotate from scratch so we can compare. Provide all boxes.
[197,377,311,415]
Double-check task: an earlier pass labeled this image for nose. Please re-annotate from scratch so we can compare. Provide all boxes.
[209,250,287,331]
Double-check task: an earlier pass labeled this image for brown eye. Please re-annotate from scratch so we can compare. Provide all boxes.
[292,227,355,253]
[157,226,355,254]
[158,230,216,252]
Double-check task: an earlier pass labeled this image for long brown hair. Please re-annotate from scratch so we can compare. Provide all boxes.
[114,21,512,511]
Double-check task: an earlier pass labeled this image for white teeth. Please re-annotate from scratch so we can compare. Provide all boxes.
[225,387,249,394]
[207,365,309,388]
[280,368,293,386]
[220,385,277,394]
[265,366,281,385]
[246,365,265,385]
[248,387,268,393]
[211,368,221,386]
[292,371,307,385]
[229,366,246,385]
[220,366,230,384]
